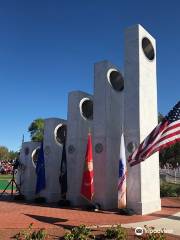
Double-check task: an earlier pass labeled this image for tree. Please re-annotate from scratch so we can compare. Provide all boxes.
[158,112,164,123]
[0,146,9,161]
[8,150,19,161]
[28,118,44,142]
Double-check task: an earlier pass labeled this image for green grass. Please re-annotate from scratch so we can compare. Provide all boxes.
[0,174,12,180]
[0,174,15,190]
[0,180,13,190]
[160,179,180,197]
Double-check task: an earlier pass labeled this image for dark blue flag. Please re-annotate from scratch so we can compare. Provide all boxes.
[59,142,67,198]
[35,142,46,194]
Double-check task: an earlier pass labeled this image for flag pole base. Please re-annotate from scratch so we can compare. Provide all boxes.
[14,194,25,201]
[34,197,46,204]
[118,208,135,216]
[58,199,71,207]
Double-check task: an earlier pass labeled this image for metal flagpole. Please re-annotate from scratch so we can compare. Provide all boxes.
[118,86,127,209]
[121,89,127,207]
[19,134,24,189]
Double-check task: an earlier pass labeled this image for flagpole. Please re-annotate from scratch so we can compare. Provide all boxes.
[18,134,25,190]
[88,126,94,204]
[122,89,128,207]
[121,88,125,133]
[22,134,24,145]
[59,127,68,201]
[118,83,127,209]
[81,128,94,205]
[88,127,91,134]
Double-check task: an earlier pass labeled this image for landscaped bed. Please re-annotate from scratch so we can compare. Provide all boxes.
[0,224,179,240]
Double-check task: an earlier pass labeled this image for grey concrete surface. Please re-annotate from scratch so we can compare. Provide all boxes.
[124,24,161,214]
[40,118,67,202]
[19,141,40,200]
[66,91,93,206]
[122,212,180,236]
[93,61,124,209]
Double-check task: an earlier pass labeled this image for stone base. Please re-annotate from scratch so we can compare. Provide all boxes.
[22,191,36,201]
[42,192,61,203]
[128,199,161,215]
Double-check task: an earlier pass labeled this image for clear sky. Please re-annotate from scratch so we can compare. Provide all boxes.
[0,0,179,151]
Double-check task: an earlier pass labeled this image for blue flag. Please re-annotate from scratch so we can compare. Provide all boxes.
[35,142,46,194]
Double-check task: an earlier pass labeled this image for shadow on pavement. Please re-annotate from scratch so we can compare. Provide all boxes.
[150,213,180,221]
[24,214,68,225]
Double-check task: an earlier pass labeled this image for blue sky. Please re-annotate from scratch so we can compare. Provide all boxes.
[0,0,179,151]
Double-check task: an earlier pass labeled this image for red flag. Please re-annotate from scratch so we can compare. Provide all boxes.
[80,133,94,201]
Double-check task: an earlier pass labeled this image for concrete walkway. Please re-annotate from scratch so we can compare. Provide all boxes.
[123,211,180,237]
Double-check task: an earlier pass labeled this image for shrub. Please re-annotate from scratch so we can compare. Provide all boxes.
[160,181,180,197]
[14,223,47,240]
[143,225,166,240]
[64,225,94,240]
[105,225,127,240]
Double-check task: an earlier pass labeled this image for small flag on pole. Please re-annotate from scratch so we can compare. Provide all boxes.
[22,134,24,144]
[118,133,127,209]
[35,142,46,194]
[81,132,94,201]
[59,141,67,199]
[128,101,180,167]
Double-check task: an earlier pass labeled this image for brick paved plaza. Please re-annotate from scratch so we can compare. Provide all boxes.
[0,196,179,239]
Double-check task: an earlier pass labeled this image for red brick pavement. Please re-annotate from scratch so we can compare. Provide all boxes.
[0,197,179,230]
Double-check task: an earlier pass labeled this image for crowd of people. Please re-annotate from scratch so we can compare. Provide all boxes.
[0,160,14,174]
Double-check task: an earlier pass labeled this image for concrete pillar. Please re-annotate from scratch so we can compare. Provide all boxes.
[124,24,161,214]
[93,61,124,209]
[19,141,40,200]
[40,118,67,202]
[66,91,93,206]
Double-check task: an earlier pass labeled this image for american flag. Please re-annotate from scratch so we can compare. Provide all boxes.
[128,101,180,167]
[118,133,127,208]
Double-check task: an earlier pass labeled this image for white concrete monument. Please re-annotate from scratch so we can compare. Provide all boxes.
[19,141,40,200]
[18,24,161,215]
[124,24,161,214]
[93,61,124,209]
[40,118,67,202]
[66,91,93,206]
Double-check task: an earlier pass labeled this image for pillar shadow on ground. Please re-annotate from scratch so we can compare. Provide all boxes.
[24,214,68,225]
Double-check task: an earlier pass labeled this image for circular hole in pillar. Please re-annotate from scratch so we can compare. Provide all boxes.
[107,69,124,92]
[142,37,155,61]
[54,124,67,145]
[32,147,40,168]
[79,98,93,120]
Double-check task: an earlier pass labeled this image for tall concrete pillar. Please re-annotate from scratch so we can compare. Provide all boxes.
[124,24,161,214]
[19,141,40,200]
[40,118,67,202]
[66,91,93,206]
[93,61,124,209]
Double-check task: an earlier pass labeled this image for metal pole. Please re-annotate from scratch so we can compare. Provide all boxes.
[11,170,14,196]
